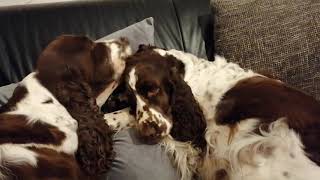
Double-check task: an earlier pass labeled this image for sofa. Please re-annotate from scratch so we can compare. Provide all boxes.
[0,0,212,179]
[0,0,319,179]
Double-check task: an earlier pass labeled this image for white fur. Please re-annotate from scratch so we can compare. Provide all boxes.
[226,119,320,180]
[153,49,320,180]
[161,137,200,180]
[1,72,79,177]
[0,145,38,179]
[6,73,78,154]
[104,107,135,131]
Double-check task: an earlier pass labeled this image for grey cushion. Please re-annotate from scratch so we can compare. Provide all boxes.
[97,17,155,53]
[105,129,179,180]
[0,83,18,107]
[0,17,179,180]
[211,0,320,100]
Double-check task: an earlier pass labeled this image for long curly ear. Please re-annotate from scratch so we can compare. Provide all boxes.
[52,67,115,177]
[167,55,185,78]
[168,70,207,151]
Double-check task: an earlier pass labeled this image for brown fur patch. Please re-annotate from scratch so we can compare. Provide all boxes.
[0,114,65,145]
[6,147,84,180]
[215,76,320,165]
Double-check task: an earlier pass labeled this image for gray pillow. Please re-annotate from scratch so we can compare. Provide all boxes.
[97,17,154,53]
[211,0,320,100]
[0,83,18,106]
[0,17,179,180]
[105,129,179,180]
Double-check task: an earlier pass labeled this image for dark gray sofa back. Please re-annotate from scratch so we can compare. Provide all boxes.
[0,0,212,86]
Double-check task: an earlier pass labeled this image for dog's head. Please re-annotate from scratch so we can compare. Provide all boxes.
[125,45,206,145]
[124,45,185,144]
[37,35,131,107]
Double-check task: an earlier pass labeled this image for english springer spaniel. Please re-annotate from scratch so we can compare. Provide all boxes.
[103,46,207,180]
[106,45,320,180]
[0,35,131,179]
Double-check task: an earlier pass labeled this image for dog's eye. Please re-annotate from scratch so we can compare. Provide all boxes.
[140,83,160,98]
[147,87,160,98]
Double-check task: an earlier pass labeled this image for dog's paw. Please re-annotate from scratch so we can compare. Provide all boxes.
[104,107,135,131]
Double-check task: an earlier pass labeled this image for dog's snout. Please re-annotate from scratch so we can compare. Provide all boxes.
[137,120,167,144]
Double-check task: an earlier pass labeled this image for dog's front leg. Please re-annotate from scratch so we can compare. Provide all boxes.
[104,107,135,131]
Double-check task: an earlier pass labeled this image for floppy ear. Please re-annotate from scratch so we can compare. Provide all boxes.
[167,55,185,78]
[92,42,109,64]
[168,73,207,151]
[54,68,92,109]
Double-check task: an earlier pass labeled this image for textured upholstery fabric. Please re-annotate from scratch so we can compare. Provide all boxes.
[211,0,320,100]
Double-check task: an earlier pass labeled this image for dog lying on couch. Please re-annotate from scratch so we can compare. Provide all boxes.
[106,45,320,180]
[0,35,131,179]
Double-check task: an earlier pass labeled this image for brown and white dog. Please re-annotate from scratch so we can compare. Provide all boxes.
[0,35,131,179]
[104,45,207,180]
[106,45,320,180]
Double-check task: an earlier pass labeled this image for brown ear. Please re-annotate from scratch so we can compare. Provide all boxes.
[168,71,207,150]
[92,42,109,64]
[60,64,81,81]
[167,55,185,78]
[137,44,158,53]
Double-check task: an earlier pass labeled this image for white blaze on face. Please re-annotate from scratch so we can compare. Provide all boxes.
[96,39,132,108]
[128,68,172,136]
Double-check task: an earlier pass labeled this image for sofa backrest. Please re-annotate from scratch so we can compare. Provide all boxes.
[0,0,212,86]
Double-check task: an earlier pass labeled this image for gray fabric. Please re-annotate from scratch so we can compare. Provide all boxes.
[105,129,179,180]
[0,18,179,180]
[97,17,154,53]
[0,83,18,106]
[211,0,320,100]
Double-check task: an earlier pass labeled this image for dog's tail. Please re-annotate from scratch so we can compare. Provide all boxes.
[0,145,38,179]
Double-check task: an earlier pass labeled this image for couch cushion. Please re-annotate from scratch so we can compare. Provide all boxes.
[104,129,179,180]
[97,17,155,53]
[211,0,320,100]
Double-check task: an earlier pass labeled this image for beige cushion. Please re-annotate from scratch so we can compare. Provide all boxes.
[211,0,320,100]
